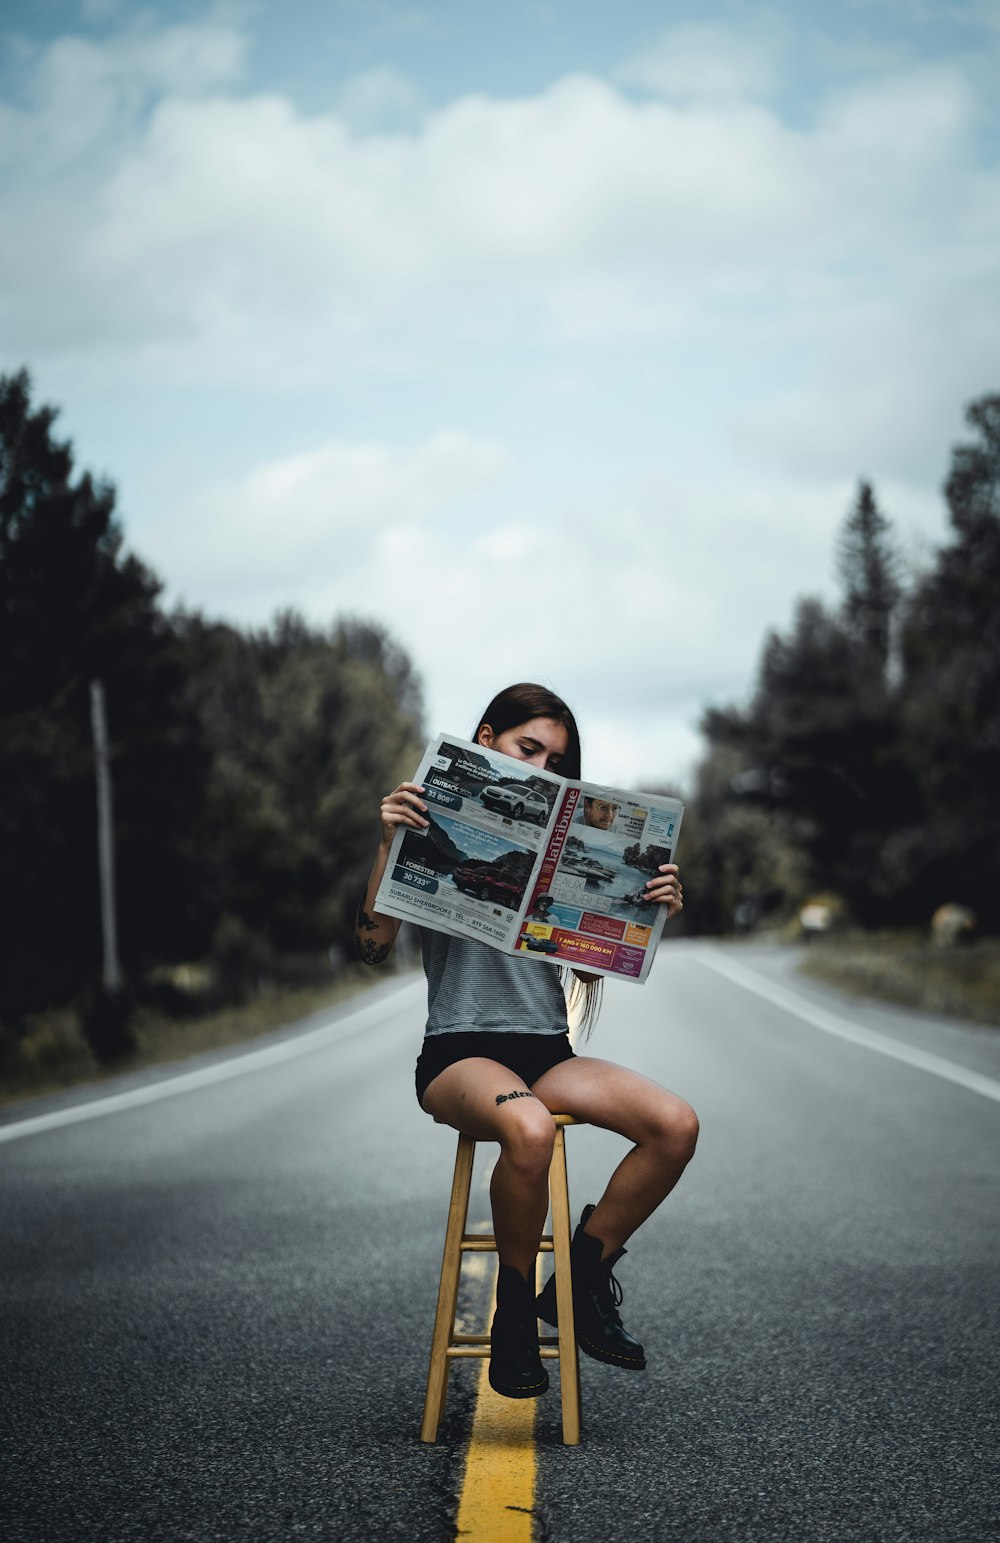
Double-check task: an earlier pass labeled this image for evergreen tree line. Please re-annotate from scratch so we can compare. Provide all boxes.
[683,393,1000,938]
[0,370,425,1062]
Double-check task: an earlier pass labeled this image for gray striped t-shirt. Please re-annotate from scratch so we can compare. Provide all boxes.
[419,929,570,1037]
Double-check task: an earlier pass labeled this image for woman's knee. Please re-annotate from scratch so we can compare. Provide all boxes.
[498,1105,556,1175]
[647,1096,699,1165]
[675,1100,700,1161]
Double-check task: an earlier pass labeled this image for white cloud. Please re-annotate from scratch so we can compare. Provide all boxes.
[1,7,245,174]
[735,257,1000,482]
[80,0,130,24]
[618,21,784,103]
[2,14,994,404]
[143,430,509,610]
[334,66,422,130]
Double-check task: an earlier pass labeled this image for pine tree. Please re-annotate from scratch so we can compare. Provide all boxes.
[836,479,900,678]
[897,393,1000,925]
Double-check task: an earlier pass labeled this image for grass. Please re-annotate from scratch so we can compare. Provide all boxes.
[0,964,398,1110]
[797,930,1000,1027]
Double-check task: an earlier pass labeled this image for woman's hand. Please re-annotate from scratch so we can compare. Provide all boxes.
[380,781,429,848]
[644,862,684,919]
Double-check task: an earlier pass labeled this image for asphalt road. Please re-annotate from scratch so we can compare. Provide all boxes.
[2,945,998,1543]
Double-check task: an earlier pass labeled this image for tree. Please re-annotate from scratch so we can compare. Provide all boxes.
[896,394,1000,924]
[0,369,209,1047]
[742,597,878,909]
[176,609,425,976]
[1,368,127,709]
[694,493,913,926]
[944,395,1000,540]
[675,723,810,936]
[836,479,900,678]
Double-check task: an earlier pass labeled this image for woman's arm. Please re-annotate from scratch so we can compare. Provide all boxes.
[354,781,429,966]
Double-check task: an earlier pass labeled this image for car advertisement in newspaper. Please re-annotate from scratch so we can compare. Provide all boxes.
[515,784,685,983]
[374,734,563,947]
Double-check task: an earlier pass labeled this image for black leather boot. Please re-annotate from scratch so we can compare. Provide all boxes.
[489,1264,550,1399]
[535,1204,647,1370]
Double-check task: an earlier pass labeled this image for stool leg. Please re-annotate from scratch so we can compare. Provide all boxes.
[549,1126,581,1445]
[420,1134,476,1442]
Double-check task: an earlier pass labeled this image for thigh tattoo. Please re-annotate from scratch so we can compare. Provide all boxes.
[496,1089,537,1106]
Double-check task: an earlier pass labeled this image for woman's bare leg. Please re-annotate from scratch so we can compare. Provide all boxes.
[421,1058,556,1279]
[530,1056,699,1256]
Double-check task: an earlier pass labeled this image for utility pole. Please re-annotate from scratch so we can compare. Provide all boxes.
[90,678,122,993]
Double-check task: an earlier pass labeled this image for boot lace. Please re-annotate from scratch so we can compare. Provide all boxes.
[595,1262,624,1325]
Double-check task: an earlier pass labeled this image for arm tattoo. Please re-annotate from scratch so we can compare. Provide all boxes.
[357,936,391,966]
[355,903,390,965]
[496,1090,537,1106]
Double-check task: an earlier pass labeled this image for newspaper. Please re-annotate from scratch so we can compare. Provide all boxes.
[374,733,684,984]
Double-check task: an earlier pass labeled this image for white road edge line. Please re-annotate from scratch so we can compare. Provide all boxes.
[0,977,425,1144]
[698,948,1000,1106]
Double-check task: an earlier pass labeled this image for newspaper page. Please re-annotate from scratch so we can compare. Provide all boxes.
[514,784,684,984]
[373,734,564,948]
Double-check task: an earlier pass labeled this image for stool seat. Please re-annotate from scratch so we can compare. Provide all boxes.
[420,1113,582,1445]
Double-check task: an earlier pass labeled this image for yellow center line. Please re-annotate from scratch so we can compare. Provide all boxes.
[454,1262,537,1542]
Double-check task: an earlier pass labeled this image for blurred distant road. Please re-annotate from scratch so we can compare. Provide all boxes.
[1,944,998,1543]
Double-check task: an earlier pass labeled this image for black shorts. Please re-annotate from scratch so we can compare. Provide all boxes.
[415,1030,576,1110]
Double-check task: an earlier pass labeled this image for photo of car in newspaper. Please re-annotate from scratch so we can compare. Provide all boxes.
[423,741,558,833]
[479,783,551,824]
[452,862,526,907]
[391,808,535,939]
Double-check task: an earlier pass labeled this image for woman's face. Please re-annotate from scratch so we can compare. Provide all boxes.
[478,716,569,773]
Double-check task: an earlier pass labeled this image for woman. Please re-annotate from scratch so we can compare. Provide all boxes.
[356,683,697,1399]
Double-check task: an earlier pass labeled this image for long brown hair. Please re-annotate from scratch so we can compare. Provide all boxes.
[472,682,602,1037]
[472,682,582,779]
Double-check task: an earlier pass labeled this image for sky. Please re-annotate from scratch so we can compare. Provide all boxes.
[2,0,998,787]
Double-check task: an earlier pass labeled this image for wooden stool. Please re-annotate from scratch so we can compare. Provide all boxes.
[420,1114,582,1446]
